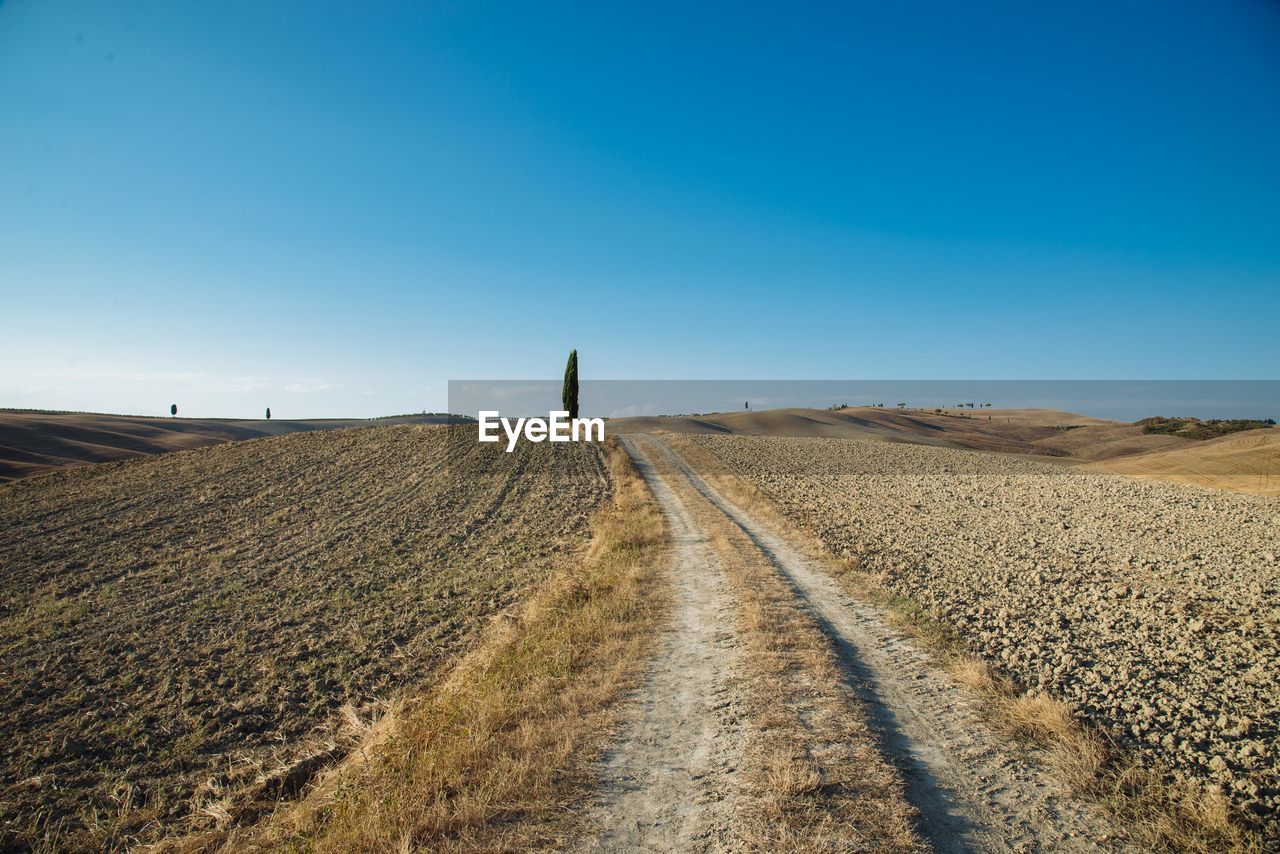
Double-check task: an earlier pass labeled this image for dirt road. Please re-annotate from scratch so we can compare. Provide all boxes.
[586,434,1122,851]
[580,437,748,850]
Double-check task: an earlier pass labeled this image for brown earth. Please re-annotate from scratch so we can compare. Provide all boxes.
[687,433,1280,840]
[0,410,458,482]
[0,425,609,850]
[9,406,1274,499]
[611,406,1189,461]
[208,438,668,853]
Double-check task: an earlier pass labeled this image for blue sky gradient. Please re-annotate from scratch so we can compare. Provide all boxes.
[2,1,1278,417]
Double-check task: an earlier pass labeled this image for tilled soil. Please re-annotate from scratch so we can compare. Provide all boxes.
[687,434,1280,834]
[0,426,609,850]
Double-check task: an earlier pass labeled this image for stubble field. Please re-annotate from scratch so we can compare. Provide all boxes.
[0,425,610,850]
[686,434,1280,835]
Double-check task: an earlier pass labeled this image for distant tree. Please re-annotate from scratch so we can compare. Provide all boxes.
[170,403,177,417]
[266,407,271,420]
[562,349,579,419]
[897,402,907,409]
[745,401,749,411]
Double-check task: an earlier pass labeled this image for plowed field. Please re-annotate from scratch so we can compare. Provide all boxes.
[0,425,609,850]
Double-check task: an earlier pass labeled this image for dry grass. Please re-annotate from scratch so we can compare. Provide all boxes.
[666,434,1264,852]
[641,436,922,852]
[948,659,1107,788]
[179,437,670,852]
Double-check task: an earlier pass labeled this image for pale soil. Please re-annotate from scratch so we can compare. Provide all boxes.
[0,426,608,850]
[578,436,747,851]
[689,433,1280,836]
[651,436,1123,851]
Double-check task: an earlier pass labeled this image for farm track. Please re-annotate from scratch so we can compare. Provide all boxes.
[580,436,747,851]
[606,435,1121,851]
[0,425,611,850]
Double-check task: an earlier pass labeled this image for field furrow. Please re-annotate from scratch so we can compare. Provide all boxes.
[0,425,610,850]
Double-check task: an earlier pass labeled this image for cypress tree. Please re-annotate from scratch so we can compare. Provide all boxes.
[170,403,177,417]
[266,407,271,420]
[562,349,579,420]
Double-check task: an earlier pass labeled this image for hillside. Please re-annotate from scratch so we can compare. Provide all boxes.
[0,410,458,481]
[611,406,1188,460]
[1086,426,1280,497]
[0,425,610,849]
[610,407,955,444]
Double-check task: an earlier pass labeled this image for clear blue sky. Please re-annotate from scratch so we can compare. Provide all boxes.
[2,1,1278,417]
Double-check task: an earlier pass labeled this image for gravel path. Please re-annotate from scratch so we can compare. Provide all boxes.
[579,436,748,851]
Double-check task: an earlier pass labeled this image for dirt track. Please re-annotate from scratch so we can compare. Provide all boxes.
[580,437,747,850]
[588,435,1120,851]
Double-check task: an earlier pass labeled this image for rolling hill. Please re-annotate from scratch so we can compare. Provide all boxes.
[0,410,459,481]
[1085,426,1280,497]
[610,406,1188,460]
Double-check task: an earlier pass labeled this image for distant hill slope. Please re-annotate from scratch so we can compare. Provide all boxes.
[610,406,1189,461]
[1085,427,1280,497]
[609,408,956,445]
[0,410,458,481]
